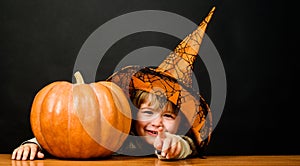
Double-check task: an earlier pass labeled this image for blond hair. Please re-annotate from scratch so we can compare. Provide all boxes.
[132,90,179,115]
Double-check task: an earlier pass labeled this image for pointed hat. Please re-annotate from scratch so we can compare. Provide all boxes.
[157,6,215,88]
[107,7,215,154]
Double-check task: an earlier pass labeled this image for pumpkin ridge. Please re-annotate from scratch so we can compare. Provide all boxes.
[60,83,73,157]
[36,81,67,152]
[44,82,71,157]
[98,82,131,121]
[72,84,98,158]
[67,84,73,157]
[89,83,113,145]
[105,82,131,148]
[90,82,127,151]
[30,82,59,154]
[43,82,69,156]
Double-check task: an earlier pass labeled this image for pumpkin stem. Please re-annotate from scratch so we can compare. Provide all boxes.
[74,71,85,84]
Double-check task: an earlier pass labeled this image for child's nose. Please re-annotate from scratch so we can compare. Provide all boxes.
[151,115,163,127]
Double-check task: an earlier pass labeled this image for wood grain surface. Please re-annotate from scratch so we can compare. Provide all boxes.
[2,154,300,166]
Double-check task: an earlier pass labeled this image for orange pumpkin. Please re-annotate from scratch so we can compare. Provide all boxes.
[30,71,132,159]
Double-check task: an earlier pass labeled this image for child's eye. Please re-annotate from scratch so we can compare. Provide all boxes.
[141,110,153,115]
[163,113,176,119]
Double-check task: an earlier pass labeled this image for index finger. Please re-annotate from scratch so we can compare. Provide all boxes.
[157,127,166,139]
[154,127,166,150]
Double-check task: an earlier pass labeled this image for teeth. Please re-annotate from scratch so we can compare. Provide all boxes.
[148,130,158,134]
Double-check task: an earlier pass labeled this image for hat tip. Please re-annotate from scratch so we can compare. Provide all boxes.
[204,6,216,24]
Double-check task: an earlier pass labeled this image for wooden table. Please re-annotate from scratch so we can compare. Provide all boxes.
[2,154,300,166]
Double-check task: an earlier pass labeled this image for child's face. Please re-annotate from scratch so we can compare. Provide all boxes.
[135,97,181,145]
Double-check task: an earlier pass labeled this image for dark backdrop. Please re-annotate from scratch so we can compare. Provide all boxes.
[1,0,296,155]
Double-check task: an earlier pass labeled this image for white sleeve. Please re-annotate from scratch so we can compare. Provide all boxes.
[21,137,43,151]
[155,135,192,160]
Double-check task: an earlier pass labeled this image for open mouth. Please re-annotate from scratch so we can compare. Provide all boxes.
[146,130,158,136]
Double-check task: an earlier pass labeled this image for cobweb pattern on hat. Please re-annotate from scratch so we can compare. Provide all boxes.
[157,6,215,89]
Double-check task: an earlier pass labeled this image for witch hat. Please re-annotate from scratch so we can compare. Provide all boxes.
[157,6,215,88]
[107,7,215,155]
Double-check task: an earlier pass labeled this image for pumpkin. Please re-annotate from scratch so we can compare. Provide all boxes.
[30,71,132,159]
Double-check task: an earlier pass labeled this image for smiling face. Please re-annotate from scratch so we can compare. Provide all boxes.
[133,91,181,145]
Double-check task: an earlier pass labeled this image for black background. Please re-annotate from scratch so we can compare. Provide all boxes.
[1,0,296,155]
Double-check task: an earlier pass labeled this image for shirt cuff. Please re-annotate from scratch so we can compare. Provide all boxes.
[21,138,43,151]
